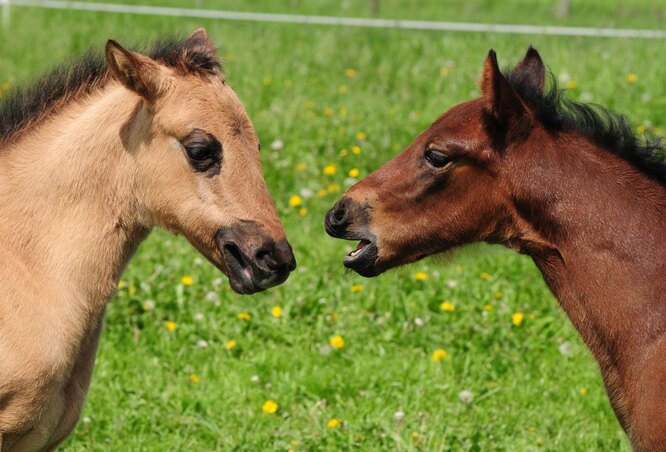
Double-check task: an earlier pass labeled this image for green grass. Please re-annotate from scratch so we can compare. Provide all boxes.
[1,1,664,450]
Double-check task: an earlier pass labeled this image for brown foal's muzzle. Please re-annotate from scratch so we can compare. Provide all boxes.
[325,197,380,277]
[216,222,296,294]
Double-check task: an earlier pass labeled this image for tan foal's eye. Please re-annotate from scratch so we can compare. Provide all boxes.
[181,129,222,174]
[424,149,452,168]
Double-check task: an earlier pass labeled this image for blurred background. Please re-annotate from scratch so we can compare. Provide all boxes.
[1,1,664,450]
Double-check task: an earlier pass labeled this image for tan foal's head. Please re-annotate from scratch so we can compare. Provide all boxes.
[105,30,295,294]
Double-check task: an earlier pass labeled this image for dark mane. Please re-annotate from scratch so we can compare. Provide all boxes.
[0,36,221,143]
[506,70,666,185]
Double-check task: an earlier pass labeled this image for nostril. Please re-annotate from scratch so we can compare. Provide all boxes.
[333,206,346,223]
[254,246,275,268]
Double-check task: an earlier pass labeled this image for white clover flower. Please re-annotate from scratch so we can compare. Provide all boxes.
[142,300,155,311]
[446,279,458,288]
[251,375,261,383]
[193,312,205,322]
[196,339,208,349]
[559,341,573,356]
[270,139,284,150]
[394,411,405,422]
[414,317,425,327]
[459,390,474,404]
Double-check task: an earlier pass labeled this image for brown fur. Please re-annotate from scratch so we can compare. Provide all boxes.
[0,29,294,450]
[327,48,666,450]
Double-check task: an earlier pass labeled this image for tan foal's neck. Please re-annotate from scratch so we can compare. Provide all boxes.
[0,85,150,315]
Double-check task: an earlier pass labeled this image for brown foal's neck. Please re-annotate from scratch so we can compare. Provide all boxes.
[508,134,666,424]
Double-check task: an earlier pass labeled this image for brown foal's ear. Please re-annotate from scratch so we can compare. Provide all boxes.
[512,46,546,94]
[480,49,528,125]
[105,40,162,101]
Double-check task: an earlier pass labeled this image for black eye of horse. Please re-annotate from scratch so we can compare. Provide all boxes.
[424,149,452,168]
[186,144,215,162]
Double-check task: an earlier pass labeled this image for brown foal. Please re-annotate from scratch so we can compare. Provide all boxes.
[326,47,666,450]
[0,30,295,450]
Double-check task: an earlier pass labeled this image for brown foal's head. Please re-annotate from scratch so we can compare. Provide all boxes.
[326,48,548,276]
[105,30,296,293]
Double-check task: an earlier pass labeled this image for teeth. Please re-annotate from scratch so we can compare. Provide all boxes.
[348,247,364,258]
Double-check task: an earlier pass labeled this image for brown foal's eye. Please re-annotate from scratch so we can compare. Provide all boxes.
[424,149,452,168]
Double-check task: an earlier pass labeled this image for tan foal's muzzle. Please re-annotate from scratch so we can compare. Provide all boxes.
[216,221,296,294]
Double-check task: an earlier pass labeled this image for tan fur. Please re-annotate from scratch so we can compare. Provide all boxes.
[0,31,288,450]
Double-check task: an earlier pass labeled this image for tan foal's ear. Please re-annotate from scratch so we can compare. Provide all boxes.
[185,28,215,53]
[105,40,162,101]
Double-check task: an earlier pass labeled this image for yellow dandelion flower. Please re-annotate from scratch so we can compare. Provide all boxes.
[128,285,137,296]
[432,349,447,362]
[439,66,449,76]
[356,131,367,140]
[411,431,420,440]
[289,195,302,207]
[350,284,364,293]
[349,168,360,177]
[338,84,349,94]
[455,265,462,273]
[323,107,334,116]
[565,80,577,89]
[299,207,308,217]
[327,418,342,428]
[317,189,328,197]
[352,145,361,155]
[626,73,637,83]
[330,311,339,322]
[305,100,315,109]
[637,125,647,134]
[440,301,455,312]
[165,321,177,331]
[181,275,194,286]
[512,312,525,326]
[323,164,337,175]
[271,306,283,318]
[414,272,428,281]
[189,373,200,384]
[225,339,237,350]
[339,148,349,157]
[529,313,536,320]
[494,291,503,299]
[345,68,356,78]
[339,107,348,117]
[262,76,272,86]
[262,399,279,414]
[480,272,491,281]
[579,387,588,396]
[117,280,126,289]
[295,162,308,171]
[291,440,300,446]
[483,304,493,311]
[330,335,345,349]
[238,312,251,321]
[327,183,341,193]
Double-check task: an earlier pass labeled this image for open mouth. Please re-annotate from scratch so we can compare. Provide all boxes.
[342,237,380,277]
[222,243,263,294]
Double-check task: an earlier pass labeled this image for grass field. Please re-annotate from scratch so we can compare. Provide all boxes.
[1,1,665,450]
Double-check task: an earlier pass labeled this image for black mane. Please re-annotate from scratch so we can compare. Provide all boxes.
[507,70,666,185]
[0,36,221,143]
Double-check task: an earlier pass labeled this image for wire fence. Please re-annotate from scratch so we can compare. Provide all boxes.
[3,0,666,39]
